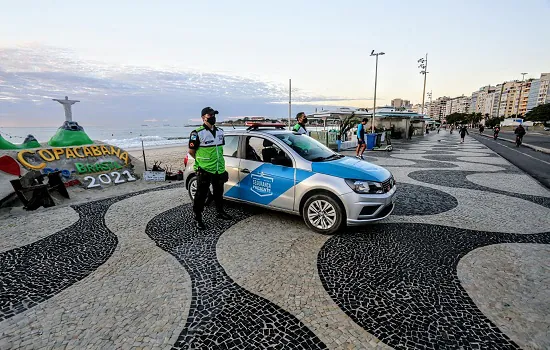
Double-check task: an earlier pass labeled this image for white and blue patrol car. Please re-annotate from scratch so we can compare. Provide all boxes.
[184,123,396,234]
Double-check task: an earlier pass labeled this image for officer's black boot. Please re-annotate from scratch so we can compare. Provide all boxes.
[217,210,232,220]
[195,214,206,230]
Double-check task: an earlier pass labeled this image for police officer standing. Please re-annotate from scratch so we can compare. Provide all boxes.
[188,107,231,229]
[293,112,309,135]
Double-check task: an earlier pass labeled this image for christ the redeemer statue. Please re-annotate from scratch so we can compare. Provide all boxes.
[52,96,80,122]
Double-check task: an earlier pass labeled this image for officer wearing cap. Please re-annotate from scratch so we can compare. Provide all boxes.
[188,107,231,229]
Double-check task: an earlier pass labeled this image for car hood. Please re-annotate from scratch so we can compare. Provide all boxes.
[310,156,391,182]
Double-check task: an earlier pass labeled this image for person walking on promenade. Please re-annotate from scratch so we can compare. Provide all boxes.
[459,125,469,143]
[407,124,414,140]
[188,107,231,230]
[293,112,309,135]
[355,118,368,159]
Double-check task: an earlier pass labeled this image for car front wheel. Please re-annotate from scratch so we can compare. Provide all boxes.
[303,194,344,235]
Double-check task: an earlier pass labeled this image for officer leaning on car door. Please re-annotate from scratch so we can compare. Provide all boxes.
[188,107,232,230]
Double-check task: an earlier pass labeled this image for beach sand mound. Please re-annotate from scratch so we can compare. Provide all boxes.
[0,142,179,219]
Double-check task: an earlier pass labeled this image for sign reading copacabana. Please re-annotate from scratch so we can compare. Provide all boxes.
[17,145,130,170]
[14,144,137,189]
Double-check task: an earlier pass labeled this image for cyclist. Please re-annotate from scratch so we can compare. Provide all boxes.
[514,124,526,146]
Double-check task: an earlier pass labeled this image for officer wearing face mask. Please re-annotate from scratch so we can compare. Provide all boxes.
[293,112,309,135]
[188,107,231,229]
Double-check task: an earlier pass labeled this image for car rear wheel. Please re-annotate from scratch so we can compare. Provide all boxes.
[303,194,344,235]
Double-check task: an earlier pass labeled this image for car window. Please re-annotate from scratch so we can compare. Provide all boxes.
[223,135,239,157]
[273,133,336,161]
[245,136,292,166]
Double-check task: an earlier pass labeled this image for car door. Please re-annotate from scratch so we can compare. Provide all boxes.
[222,135,241,199]
[234,136,296,210]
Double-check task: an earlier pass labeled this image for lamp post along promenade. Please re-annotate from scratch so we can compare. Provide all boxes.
[370,50,385,133]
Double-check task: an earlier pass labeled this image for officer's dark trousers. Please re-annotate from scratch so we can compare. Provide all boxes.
[193,170,224,218]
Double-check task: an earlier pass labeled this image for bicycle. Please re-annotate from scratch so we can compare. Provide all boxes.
[515,135,523,147]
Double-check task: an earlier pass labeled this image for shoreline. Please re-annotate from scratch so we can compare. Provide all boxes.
[128,145,188,172]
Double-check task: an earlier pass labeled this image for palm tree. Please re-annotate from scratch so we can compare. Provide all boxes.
[339,112,361,141]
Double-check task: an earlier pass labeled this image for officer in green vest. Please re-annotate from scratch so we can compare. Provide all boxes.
[292,112,309,135]
[188,107,231,229]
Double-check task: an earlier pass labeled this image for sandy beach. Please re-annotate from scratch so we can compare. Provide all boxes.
[128,145,189,172]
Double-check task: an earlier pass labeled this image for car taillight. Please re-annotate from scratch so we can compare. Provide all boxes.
[184,154,188,167]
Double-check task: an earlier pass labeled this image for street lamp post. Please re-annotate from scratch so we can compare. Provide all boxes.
[288,78,292,130]
[418,53,429,115]
[370,50,385,133]
[515,73,528,117]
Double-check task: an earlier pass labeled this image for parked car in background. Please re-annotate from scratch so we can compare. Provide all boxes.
[183,123,396,234]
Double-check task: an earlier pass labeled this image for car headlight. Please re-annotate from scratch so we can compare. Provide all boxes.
[345,179,384,194]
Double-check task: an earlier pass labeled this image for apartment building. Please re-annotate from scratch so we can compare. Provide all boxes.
[428,97,449,120]
[495,81,521,117]
[517,81,531,115]
[470,86,496,115]
[526,73,550,112]
[409,103,424,114]
[445,95,471,116]
[391,98,411,109]
[483,91,498,117]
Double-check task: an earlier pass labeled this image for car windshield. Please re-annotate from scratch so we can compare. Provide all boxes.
[273,133,341,161]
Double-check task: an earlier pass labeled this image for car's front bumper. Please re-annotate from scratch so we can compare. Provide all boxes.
[341,186,397,226]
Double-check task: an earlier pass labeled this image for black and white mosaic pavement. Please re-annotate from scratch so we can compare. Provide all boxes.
[359,154,460,168]
[408,170,550,209]
[1,133,549,349]
[0,183,184,322]
[0,198,120,322]
[318,223,550,349]
[392,183,458,216]
[145,204,327,350]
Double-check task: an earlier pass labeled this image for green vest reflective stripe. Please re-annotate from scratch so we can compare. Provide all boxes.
[194,126,225,174]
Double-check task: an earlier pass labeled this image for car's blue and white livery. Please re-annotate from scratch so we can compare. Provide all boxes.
[184,123,396,234]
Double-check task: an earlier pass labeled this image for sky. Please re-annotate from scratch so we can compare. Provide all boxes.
[1,0,549,126]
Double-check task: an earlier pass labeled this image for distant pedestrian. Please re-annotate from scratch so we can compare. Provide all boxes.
[355,118,368,159]
[408,125,414,140]
[460,125,469,143]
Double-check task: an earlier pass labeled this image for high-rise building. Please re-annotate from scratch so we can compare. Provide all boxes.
[445,95,471,116]
[470,85,496,115]
[391,98,411,109]
[526,73,550,112]
[496,81,521,117]
[428,97,450,120]
[483,91,498,117]
[517,81,531,116]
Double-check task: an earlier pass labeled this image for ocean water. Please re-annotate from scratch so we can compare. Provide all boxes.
[0,125,240,150]
[0,125,335,150]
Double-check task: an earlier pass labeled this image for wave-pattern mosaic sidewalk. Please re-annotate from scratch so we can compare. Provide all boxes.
[1,133,548,349]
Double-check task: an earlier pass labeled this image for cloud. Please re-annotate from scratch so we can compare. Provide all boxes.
[0,45,362,126]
